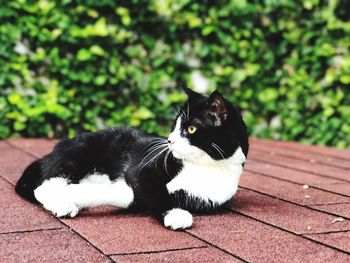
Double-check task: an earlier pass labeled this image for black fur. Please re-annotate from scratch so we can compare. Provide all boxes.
[15,87,249,226]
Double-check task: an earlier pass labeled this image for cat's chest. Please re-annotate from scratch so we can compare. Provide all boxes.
[166,159,243,205]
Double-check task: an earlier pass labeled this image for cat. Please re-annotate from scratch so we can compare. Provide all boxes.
[15,86,249,230]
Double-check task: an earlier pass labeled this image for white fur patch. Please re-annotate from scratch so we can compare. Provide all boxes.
[79,173,111,184]
[34,175,134,218]
[166,147,245,205]
[34,178,79,217]
[164,208,193,230]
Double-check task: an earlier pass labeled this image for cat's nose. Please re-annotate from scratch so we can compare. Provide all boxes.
[167,139,175,145]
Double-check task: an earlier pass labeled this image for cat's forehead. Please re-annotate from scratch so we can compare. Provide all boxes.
[179,105,214,128]
[182,98,207,116]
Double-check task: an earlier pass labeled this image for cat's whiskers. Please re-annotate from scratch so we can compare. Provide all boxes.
[139,138,169,172]
[139,141,168,169]
[212,143,225,156]
[139,146,169,172]
[144,138,166,150]
[175,106,188,121]
[143,141,167,156]
[144,138,167,152]
[163,149,171,175]
[155,146,167,163]
[211,143,225,159]
[179,108,187,121]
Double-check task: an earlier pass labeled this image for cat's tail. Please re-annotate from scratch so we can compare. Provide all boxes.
[15,159,43,204]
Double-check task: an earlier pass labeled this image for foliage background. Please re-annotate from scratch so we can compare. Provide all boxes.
[0,0,349,148]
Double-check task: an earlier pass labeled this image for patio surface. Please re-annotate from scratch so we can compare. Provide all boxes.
[0,138,349,262]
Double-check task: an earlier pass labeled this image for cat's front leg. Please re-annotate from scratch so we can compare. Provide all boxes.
[146,192,194,230]
[132,171,193,230]
[163,208,193,230]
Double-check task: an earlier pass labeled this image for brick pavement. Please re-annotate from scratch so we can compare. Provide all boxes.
[0,139,349,262]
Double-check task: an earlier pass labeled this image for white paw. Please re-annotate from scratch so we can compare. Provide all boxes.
[44,202,80,218]
[164,208,193,230]
[34,178,79,218]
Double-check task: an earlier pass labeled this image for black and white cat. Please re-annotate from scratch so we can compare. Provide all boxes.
[15,87,248,230]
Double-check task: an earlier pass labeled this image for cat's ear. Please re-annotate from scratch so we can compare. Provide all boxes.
[181,85,203,101]
[208,90,228,123]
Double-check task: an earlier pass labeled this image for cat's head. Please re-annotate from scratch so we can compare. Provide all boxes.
[167,86,249,164]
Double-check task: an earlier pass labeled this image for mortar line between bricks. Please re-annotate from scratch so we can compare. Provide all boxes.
[310,202,350,207]
[239,186,350,220]
[302,229,350,235]
[0,227,64,235]
[252,148,350,171]
[306,207,350,220]
[184,231,249,262]
[249,157,350,183]
[229,209,350,255]
[0,173,15,186]
[108,245,208,256]
[245,168,350,198]
[252,140,350,162]
[307,201,350,207]
[58,220,116,263]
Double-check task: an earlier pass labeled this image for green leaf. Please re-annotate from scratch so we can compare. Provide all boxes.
[14,121,26,131]
[77,48,92,61]
[94,75,107,86]
[133,107,154,120]
[90,45,105,56]
[258,88,279,102]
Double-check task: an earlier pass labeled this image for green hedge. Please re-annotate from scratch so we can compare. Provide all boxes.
[1,0,349,148]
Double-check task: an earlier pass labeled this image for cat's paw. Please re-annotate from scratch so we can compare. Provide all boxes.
[44,202,80,218]
[34,178,79,218]
[163,208,193,230]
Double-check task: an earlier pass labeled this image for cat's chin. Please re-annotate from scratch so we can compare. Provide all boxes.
[170,150,184,160]
[171,150,191,161]
[170,149,205,163]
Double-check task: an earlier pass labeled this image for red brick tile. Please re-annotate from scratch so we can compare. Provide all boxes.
[0,140,10,151]
[305,231,350,253]
[62,207,205,255]
[240,172,350,205]
[0,229,110,262]
[245,161,350,197]
[251,138,350,160]
[250,153,350,182]
[230,190,350,234]
[0,143,35,185]
[251,142,350,170]
[0,177,62,233]
[246,160,341,185]
[112,247,242,263]
[7,139,57,158]
[0,141,32,164]
[309,203,350,219]
[188,213,350,262]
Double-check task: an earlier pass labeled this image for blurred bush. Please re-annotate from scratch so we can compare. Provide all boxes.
[0,0,349,148]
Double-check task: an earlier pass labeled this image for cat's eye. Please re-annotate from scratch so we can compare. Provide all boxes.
[187,126,197,134]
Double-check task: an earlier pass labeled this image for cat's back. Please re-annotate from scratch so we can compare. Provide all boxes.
[54,126,153,154]
[44,126,158,179]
